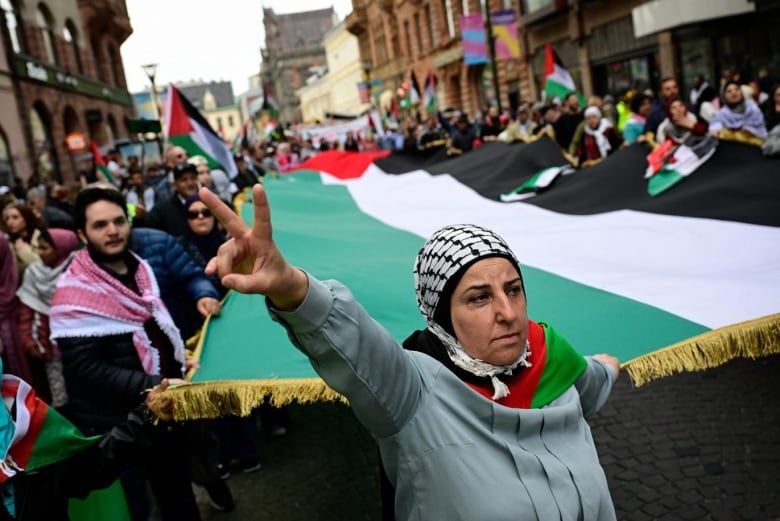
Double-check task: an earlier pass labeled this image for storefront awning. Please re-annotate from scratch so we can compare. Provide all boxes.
[632,0,755,38]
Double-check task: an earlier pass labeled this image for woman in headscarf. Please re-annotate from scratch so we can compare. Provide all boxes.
[568,106,623,167]
[198,185,621,521]
[178,194,228,300]
[708,81,768,146]
[16,228,79,407]
[2,203,42,277]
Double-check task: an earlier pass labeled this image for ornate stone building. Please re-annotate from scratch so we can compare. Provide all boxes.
[345,0,780,117]
[0,0,134,185]
[260,7,337,124]
[347,0,526,117]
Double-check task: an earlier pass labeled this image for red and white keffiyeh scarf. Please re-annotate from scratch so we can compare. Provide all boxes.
[49,249,184,375]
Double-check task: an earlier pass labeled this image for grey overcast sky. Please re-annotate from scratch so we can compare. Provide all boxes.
[121,0,353,95]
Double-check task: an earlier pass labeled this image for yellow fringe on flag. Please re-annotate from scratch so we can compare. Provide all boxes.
[148,378,346,422]
[623,313,780,387]
[148,312,780,420]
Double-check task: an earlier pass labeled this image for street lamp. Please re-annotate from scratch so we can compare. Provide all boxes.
[141,63,162,161]
[141,63,161,123]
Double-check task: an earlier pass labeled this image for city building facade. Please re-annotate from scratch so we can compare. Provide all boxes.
[344,0,780,117]
[297,20,369,123]
[0,0,134,185]
[261,7,337,124]
[521,0,779,100]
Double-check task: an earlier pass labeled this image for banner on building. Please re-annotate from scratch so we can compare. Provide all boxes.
[460,14,488,65]
[491,10,521,60]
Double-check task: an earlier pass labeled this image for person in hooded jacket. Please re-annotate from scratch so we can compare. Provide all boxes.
[16,228,79,407]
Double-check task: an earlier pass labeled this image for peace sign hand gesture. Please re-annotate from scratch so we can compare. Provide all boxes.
[199,185,309,311]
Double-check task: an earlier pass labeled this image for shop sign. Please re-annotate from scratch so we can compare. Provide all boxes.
[14,55,133,106]
[65,132,88,152]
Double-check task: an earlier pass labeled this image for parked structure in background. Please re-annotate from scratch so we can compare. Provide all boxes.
[343,0,780,117]
[0,0,134,184]
[260,7,338,124]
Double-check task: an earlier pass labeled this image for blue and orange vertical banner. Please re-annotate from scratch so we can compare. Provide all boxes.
[491,10,522,60]
[460,14,488,65]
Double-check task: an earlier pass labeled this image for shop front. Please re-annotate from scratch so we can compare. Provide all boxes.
[674,7,780,99]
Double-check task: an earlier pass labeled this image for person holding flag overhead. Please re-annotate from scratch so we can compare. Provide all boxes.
[197,184,621,521]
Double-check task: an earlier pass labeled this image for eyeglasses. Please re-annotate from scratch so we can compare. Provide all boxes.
[187,209,212,219]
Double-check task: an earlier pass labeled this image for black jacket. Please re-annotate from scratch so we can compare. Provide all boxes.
[57,333,166,434]
[144,195,188,238]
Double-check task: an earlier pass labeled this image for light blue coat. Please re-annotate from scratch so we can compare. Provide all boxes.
[271,276,618,521]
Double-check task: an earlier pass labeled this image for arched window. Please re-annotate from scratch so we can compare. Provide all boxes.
[106,113,117,144]
[0,128,13,187]
[63,105,80,135]
[0,0,25,53]
[108,43,125,87]
[36,4,58,65]
[63,19,83,73]
[30,103,59,182]
[91,37,107,82]
[106,43,117,85]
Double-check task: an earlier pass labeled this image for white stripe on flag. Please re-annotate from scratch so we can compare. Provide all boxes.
[326,166,780,330]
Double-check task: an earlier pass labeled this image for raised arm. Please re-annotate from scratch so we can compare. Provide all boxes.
[199,185,308,309]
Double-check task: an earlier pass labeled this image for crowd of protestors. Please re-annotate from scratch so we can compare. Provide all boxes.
[0,66,777,519]
[299,72,778,167]
[0,143,293,520]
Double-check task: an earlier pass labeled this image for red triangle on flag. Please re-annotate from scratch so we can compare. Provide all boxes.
[167,85,194,137]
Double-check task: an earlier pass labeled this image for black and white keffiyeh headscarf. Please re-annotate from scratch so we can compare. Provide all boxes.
[412,224,531,399]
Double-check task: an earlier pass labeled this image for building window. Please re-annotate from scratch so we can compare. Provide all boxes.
[414,13,424,56]
[91,37,106,82]
[442,0,455,39]
[30,103,59,182]
[63,20,83,73]
[1,0,24,53]
[502,0,514,9]
[461,0,469,15]
[228,115,235,127]
[106,113,117,144]
[426,4,437,49]
[106,43,118,85]
[216,117,223,131]
[404,20,413,58]
[373,23,387,65]
[36,4,58,65]
[523,0,555,14]
[0,128,13,187]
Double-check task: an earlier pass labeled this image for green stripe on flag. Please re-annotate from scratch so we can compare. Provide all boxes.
[169,135,224,172]
[194,171,709,383]
[97,165,114,184]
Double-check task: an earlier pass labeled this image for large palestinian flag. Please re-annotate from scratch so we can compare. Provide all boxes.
[164,84,238,178]
[168,137,780,419]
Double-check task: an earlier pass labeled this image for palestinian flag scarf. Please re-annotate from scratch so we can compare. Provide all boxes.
[404,320,586,408]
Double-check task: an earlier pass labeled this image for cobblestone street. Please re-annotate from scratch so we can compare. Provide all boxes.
[198,355,780,521]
